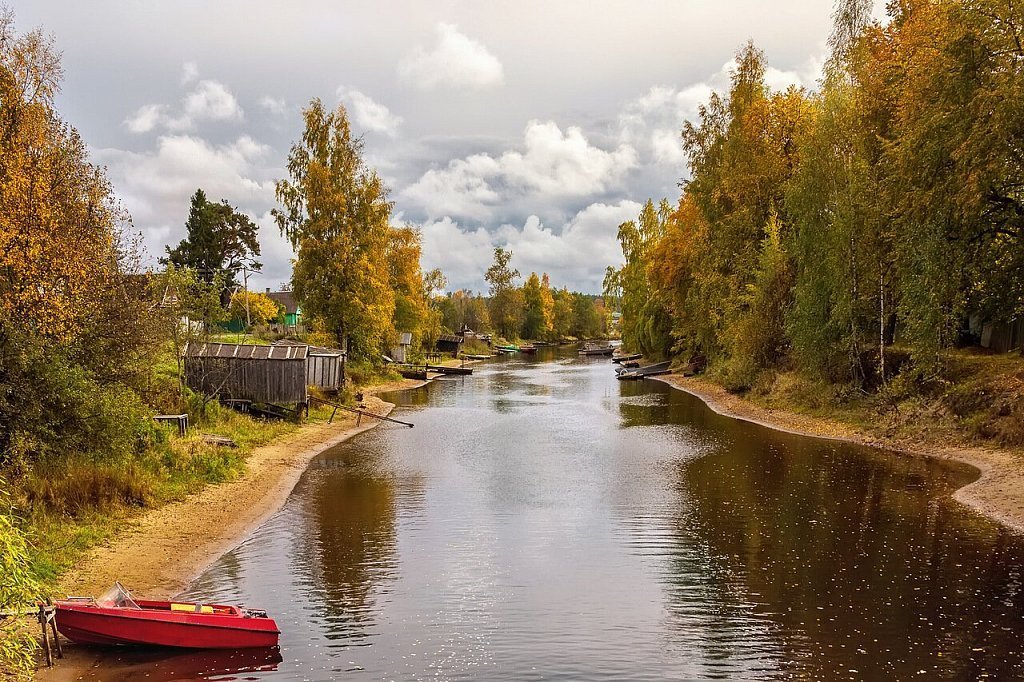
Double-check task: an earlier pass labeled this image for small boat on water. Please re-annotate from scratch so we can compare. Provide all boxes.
[463,354,494,360]
[495,344,519,354]
[615,361,671,380]
[55,583,280,649]
[612,352,642,364]
[520,344,538,354]
[579,342,613,356]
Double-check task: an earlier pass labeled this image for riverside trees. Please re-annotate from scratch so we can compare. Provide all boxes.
[612,0,1024,389]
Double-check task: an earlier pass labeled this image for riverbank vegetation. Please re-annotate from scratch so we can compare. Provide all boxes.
[608,0,1024,447]
[0,13,422,676]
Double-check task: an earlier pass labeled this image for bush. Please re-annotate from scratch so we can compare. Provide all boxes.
[0,481,40,678]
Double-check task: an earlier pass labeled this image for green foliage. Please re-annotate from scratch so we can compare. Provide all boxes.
[163,188,261,290]
[0,480,40,677]
[274,99,395,361]
[485,247,522,339]
[616,2,1024,397]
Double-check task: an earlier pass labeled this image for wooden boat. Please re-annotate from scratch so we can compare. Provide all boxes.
[55,583,279,649]
[579,342,613,356]
[612,352,642,364]
[519,344,538,354]
[615,361,671,380]
[426,364,473,375]
[462,354,493,360]
[398,367,429,380]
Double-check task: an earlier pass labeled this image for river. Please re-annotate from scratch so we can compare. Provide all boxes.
[92,348,1024,680]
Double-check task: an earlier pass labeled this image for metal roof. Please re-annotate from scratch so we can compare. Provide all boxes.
[437,334,464,344]
[184,342,308,360]
[272,339,346,357]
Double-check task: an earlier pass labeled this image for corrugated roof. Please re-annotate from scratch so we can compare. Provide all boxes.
[184,342,307,360]
[437,334,464,344]
[272,339,346,357]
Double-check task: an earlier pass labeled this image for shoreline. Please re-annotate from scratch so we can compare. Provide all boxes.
[652,374,1024,534]
[36,393,403,680]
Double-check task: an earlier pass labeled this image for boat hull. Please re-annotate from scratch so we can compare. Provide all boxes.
[56,602,279,649]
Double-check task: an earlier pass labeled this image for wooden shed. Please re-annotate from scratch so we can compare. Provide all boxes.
[272,339,347,391]
[435,334,464,357]
[184,342,308,404]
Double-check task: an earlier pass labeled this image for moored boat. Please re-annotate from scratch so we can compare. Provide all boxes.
[520,344,538,354]
[55,583,280,649]
[579,342,613,356]
[611,352,642,364]
[615,361,671,380]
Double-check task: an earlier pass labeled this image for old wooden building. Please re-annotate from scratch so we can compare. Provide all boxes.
[184,342,308,404]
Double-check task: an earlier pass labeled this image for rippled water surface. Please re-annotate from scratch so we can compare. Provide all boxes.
[95,350,1024,679]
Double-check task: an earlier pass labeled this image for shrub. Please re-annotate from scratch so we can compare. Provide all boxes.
[0,480,40,678]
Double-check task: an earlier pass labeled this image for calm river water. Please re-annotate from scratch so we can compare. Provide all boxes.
[96,349,1024,680]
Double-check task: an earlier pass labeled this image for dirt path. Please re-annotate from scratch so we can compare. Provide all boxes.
[654,374,1024,534]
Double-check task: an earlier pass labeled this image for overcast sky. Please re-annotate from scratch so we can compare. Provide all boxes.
[11,1,886,294]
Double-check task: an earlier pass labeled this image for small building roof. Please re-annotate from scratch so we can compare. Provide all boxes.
[437,334,463,344]
[398,332,413,345]
[184,342,307,360]
[265,290,299,314]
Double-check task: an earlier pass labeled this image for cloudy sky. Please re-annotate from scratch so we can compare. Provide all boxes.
[12,1,885,293]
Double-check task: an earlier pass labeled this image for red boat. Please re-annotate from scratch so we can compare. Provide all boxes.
[55,583,279,649]
[520,344,538,354]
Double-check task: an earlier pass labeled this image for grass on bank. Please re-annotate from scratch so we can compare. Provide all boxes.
[709,347,1024,449]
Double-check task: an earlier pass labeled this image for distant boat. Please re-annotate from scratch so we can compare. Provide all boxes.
[495,344,519,354]
[55,583,279,649]
[579,342,613,356]
[463,354,494,360]
[520,344,538,354]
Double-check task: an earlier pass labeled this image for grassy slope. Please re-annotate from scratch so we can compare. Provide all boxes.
[719,348,1024,451]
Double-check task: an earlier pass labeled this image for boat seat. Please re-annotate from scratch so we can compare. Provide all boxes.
[171,603,214,614]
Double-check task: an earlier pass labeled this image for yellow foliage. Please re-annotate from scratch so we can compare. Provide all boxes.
[229,291,281,326]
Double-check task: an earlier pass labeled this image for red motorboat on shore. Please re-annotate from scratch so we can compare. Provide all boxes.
[55,583,279,649]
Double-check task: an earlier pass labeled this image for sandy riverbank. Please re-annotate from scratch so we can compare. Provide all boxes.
[654,374,1024,534]
[36,393,404,680]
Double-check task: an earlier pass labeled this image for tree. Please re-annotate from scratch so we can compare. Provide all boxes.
[229,290,281,326]
[388,226,433,351]
[273,99,395,359]
[521,272,553,340]
[485,247,522,339]
[163,189,261,290]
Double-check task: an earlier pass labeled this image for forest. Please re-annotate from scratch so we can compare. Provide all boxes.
[608,0,1024,439]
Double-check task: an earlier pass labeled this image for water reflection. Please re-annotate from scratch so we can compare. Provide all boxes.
[86,348,1024,679]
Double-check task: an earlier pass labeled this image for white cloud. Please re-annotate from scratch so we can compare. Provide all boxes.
[398,22,504,90]
[337,87,402,136]
[182,80,244,124]
[124,103,169,134]
[419,200,641,292]
[96,135,275,260]
[403,120,637,221]
[123,79,243,133]
[259,95,287,115]
[181,61,199,85]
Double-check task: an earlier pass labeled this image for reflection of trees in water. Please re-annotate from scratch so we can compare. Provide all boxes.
[293,443,400,642]
[673,427,1024,679]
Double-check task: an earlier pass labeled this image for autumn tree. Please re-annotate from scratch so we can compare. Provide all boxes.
[274,99,395,359]
[388,225,437,351]
[485,247,522,339]
[229,290,281,326]
[163,189,261,292]
[521,272,554,340]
